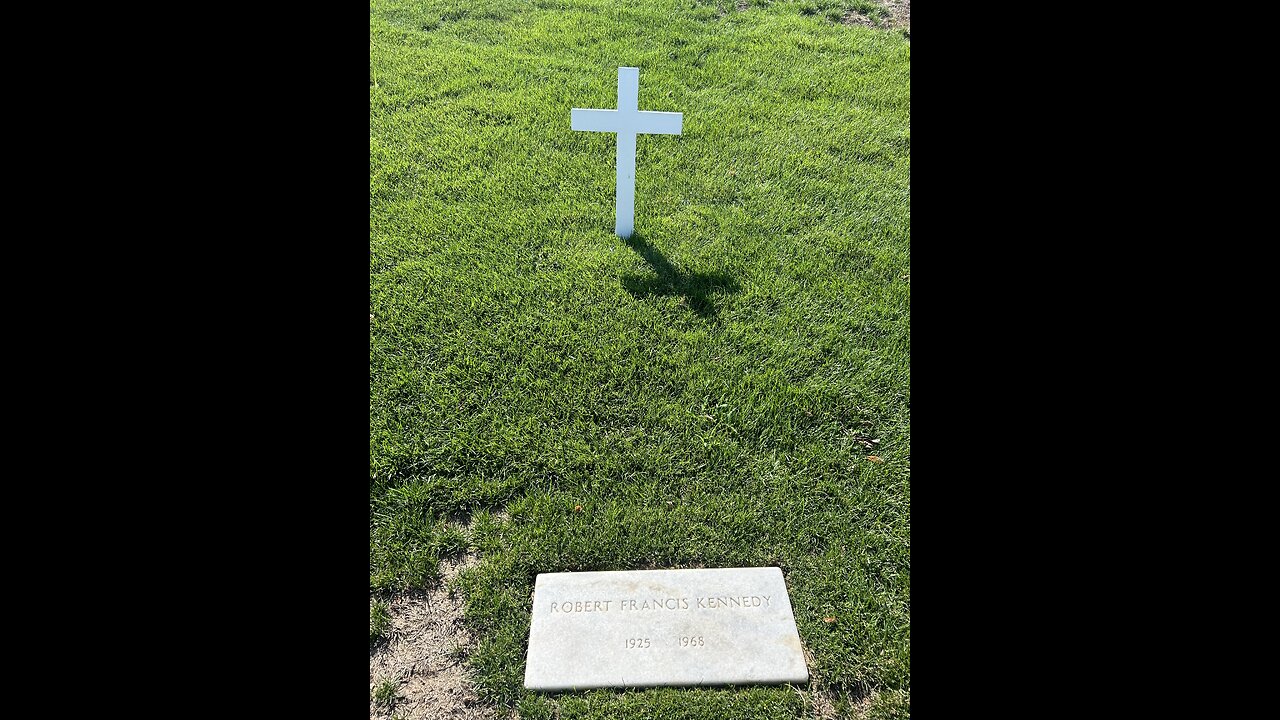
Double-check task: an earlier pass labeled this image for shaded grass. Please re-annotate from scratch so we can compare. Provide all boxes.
[371,0,908,717]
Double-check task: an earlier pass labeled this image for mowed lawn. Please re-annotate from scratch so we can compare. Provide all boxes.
[370,1,909,718]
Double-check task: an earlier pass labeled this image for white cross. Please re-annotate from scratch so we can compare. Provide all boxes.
[571,67,683,239]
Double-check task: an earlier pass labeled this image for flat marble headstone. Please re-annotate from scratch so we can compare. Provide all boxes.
[524,567,808,690]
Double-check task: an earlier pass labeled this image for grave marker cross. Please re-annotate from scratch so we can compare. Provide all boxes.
[571,67,683,239]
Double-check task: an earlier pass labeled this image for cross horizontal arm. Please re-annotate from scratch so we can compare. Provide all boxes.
[636,111,682,135]
[571,108,619,133]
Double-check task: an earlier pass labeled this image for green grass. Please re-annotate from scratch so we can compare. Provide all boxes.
[370,598,391,647]
[370,0,909,718]
[798,0,887,25]
[373,678,399,708]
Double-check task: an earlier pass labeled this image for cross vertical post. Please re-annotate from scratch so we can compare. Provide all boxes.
[616,67,639,239]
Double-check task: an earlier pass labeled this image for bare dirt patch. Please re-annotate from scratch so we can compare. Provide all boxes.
[369,551,496,720]
[881,0,910,31]
[841,10,874,26]
[841,1,908,31]
[810,689,839,719]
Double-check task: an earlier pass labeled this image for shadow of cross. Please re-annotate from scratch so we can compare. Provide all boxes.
[620,234,740,318]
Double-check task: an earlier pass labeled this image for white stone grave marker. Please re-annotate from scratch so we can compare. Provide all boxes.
[524,567,809,690]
